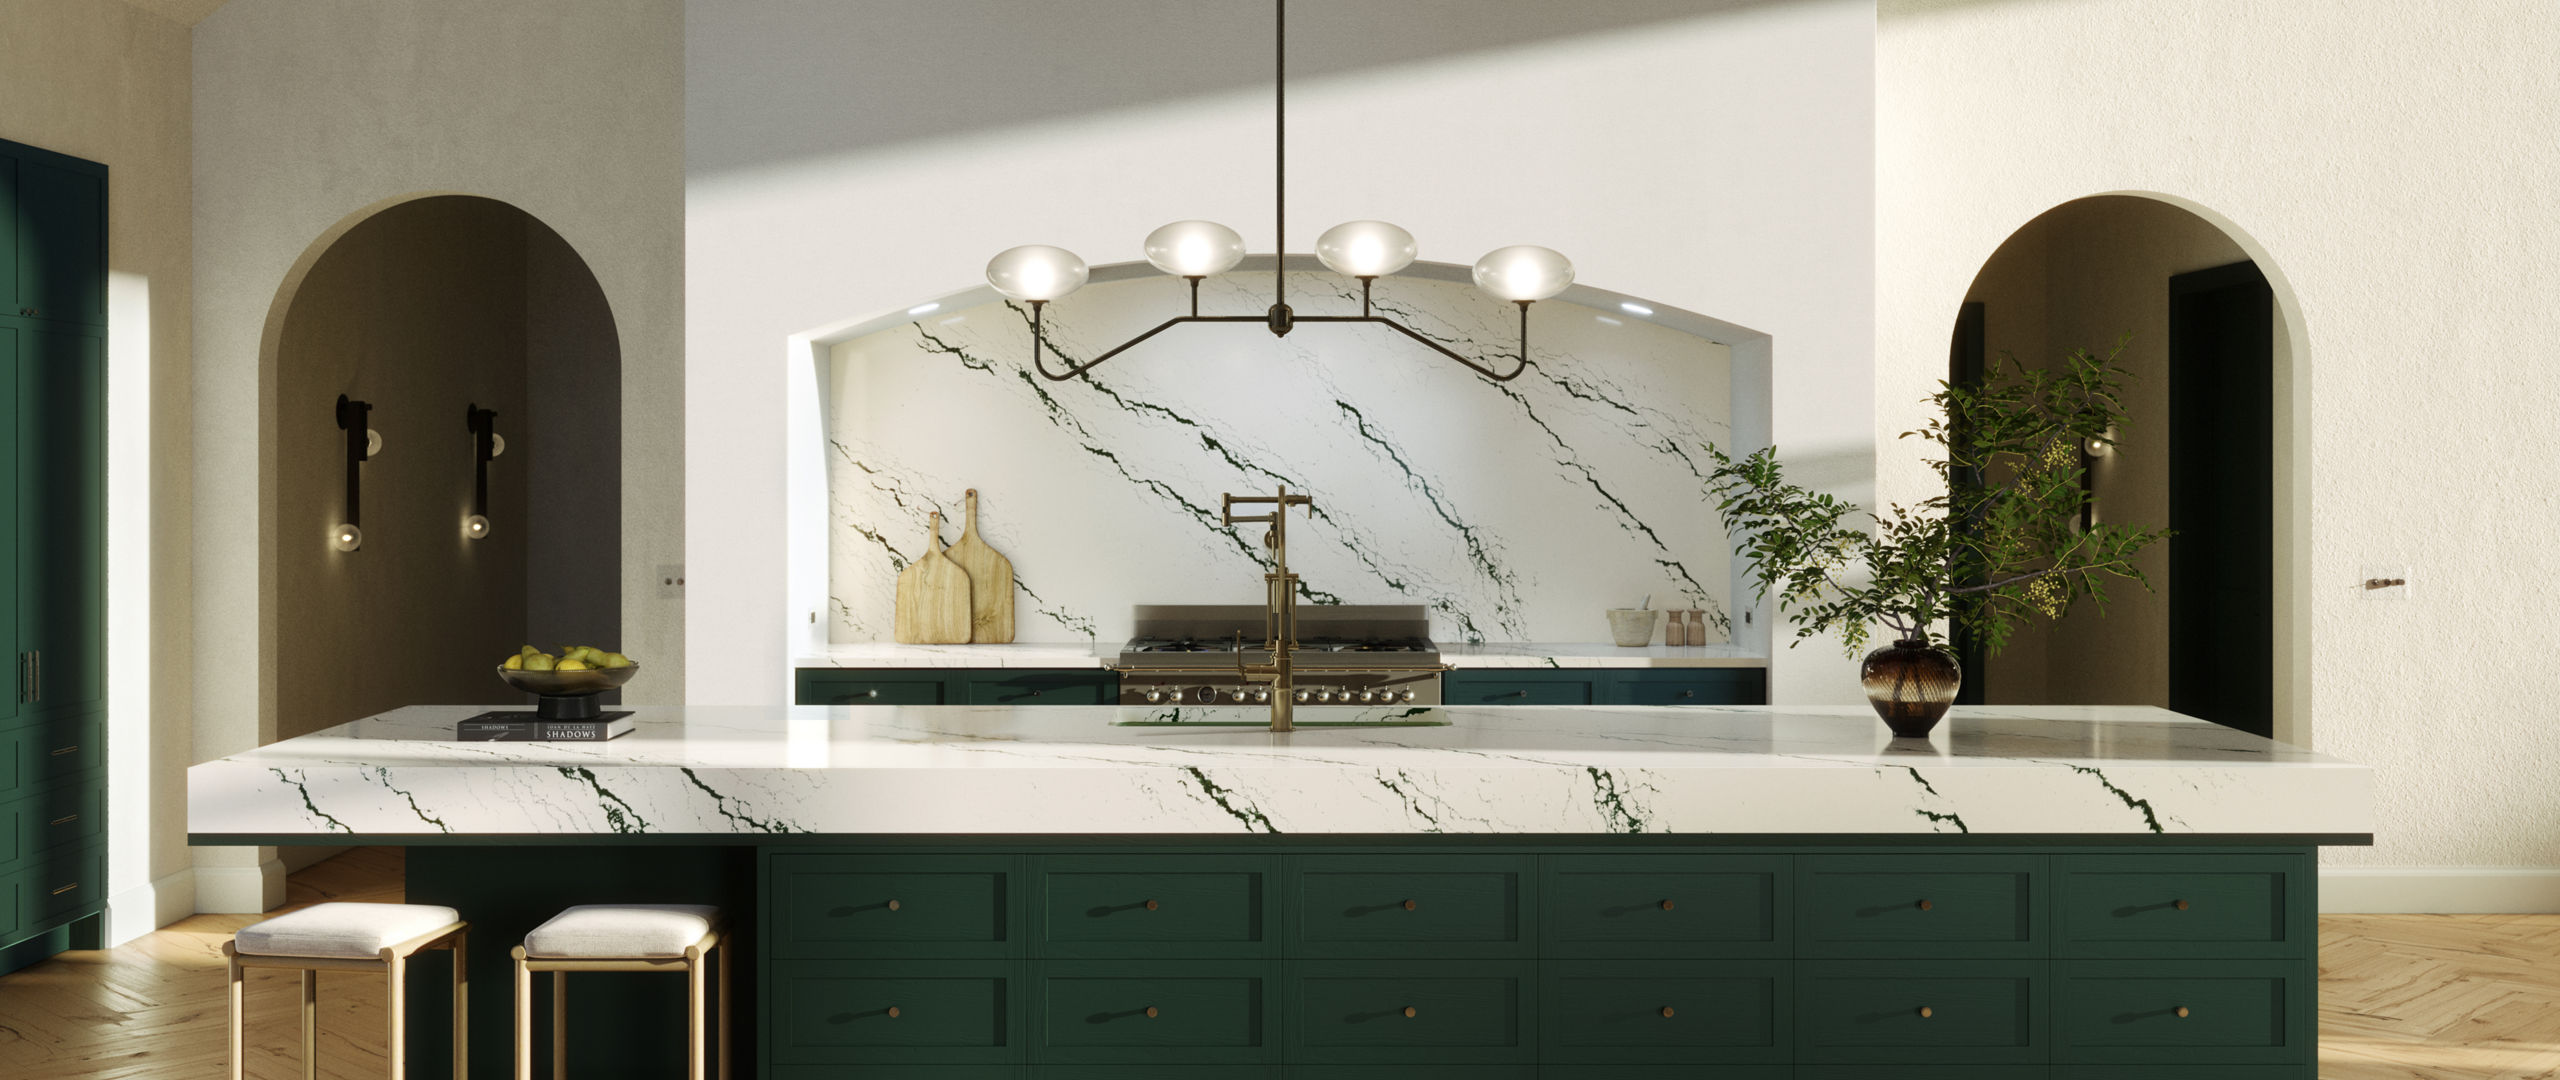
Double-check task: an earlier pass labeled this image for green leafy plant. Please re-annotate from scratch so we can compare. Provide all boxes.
[1708,335,2170,656]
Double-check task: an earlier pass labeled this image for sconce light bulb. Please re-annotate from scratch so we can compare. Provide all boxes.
[365,429,384,457]
[488,433,504,458]
[331,523,364,553]
[464,514,491,540]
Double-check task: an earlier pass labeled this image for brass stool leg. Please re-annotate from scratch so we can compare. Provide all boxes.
[450,932,469,1080]
[384,952,407,1079]
[512,948,532,1080]
[686,945,707,1080]
[226,946,245,1080]
[552,970,568,1079]
[301,969,319,1080]
[717,938,732,1080]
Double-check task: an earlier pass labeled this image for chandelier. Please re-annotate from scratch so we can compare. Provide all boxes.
[981,0,1574,383]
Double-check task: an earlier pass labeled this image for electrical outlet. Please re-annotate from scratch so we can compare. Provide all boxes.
[656,564,685,600]
[2358,564,2409,600]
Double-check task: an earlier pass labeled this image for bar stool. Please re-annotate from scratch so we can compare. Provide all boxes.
[225,901,468,1080]
[512,904,729,1080]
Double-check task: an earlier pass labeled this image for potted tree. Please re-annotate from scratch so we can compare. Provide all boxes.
[1708,337,2170,737]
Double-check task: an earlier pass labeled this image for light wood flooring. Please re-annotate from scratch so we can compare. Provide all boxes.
[0,848,2554,1077]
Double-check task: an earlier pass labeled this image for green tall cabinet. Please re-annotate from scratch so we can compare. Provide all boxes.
[0,136,110,976]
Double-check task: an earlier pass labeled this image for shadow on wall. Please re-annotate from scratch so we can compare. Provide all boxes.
[270,196,622,746]
[687,0,1806,175]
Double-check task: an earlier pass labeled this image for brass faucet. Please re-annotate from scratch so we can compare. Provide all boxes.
[1223,485,1314,732]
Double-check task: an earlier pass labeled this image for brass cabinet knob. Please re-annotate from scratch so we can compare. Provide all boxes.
[1401,899,1418,911]
[1659,1006,1675,1018]
[1917,1006,1934,1019]
[1145,899,1160,911]
[1145,1006,1160,1019]
[1659,899,1675,911]
[2175,1005,2191,1019]
[49,814,77,826]
[886,1006,901,1019]
[864,689,880,699]
[2174,899,2191,911]
[1401,1006,1417,1018]
[886,899,901,911]
[1917,899,1933,911]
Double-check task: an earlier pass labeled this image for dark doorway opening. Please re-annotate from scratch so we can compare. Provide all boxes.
[2168,261,2275,736]
[1947,300,1988,705]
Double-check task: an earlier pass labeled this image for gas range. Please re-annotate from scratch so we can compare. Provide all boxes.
[1114,604,1444,707]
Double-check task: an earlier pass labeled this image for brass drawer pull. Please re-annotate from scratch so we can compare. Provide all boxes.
[1144,1006,1159,1018]
[2174,899,2191,911]
[1659,899,1674,911]
[1401,1006,1417,1018]
[1144,899,1160,911]
[1917,1005,1933,1019]
[1658,1005,1675,1019]
[1401,899,1417,911]
[885,899,901,911]
[2174,1005,2191,1019]
[885,1006,901,1019]
[52,882,78,896]
[50,814,78,826]
[51,744,79,756]
[1916,899,1933,911]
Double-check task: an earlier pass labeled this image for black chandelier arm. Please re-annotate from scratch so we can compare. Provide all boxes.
[1029,301,1263,381]
[1030,297,1535,384]
[1293,311,1533,382]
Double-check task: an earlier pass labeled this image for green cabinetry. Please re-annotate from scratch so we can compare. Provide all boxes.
[1445,667,1766,706]
[0,136,109,977]
[797,669,1118,707]
[758,844,2314,1077]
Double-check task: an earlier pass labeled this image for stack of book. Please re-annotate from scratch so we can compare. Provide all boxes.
[455,711,636,742]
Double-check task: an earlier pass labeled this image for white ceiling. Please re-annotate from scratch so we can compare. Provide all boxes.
[120,0,228,27]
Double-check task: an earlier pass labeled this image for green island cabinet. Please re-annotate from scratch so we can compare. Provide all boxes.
[744,842,2314,1079]
[794,667,1769,707]
[0,136,111,977]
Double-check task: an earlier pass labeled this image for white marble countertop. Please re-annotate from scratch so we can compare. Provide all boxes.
[188,704,2369,840]
[792,642,1766,670]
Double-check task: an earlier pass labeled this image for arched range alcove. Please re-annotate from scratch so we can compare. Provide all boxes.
[1948,193,2308,742]
[265,195,623,753]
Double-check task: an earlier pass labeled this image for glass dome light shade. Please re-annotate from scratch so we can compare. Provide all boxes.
[1143,220,1246,277]
[985,245,1090,302]
[1473,245,1575,302]
[1315,220,1418,278]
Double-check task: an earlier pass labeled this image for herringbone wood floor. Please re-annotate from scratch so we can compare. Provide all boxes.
[0,848,2552,1078]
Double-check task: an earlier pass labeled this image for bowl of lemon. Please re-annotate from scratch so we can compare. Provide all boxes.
[498,645,637,718]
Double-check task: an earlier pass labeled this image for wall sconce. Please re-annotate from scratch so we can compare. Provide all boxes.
[464,404,501,540]
[2079,424,2115,533]
[333,394,376,552]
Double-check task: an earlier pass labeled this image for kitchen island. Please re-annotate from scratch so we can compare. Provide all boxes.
[190,705,2370,1078]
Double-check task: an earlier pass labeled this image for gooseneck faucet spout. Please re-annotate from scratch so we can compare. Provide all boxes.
[1222,485,1315,732]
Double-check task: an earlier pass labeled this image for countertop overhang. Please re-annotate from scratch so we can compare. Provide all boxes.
[793,642,1769,669]
[187,705,2371,842]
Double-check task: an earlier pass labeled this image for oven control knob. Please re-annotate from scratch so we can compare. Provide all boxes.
[1230,689,1248,703]
[1318,690,1339,703]
[1252,688,1270,703]
[1398,689,1417,703]
[1144,689,1165,704]
[1294,690,1312,704]
[1358,690,1378,703]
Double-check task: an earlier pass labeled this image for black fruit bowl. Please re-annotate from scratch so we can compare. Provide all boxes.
[497,664,638,719]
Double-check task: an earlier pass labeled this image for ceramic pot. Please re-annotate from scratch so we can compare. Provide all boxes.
[1606,608,1661,647]
[1860,638,1962,738]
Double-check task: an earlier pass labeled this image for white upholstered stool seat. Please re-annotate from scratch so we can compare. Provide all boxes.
[236,902,464,959]
[523,903,718,958]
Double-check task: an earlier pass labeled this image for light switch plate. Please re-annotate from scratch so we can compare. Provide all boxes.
[2358,564,2409,600]
[655,564,685,600]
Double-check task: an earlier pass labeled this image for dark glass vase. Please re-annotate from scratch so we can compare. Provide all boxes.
[1861,638,1963,738]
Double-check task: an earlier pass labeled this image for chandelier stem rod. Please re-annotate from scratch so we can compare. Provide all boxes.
[1274,0,1285,314]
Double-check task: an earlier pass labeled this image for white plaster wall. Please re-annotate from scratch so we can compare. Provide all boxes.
[190,0,684,911]
[1880,0,2560,901]
[0,0,196,943]
[688,0,1877,704]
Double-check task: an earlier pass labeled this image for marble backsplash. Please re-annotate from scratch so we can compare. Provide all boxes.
[825,270,1734,645]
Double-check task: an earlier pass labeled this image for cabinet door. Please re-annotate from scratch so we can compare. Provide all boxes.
[0,157,16,317]
[795,669,951,706]
[966,671,1117,706]
[17,325,103,721]
[13,154,105,326]
[0,325,15,727]
[1444,672,1598,706]
[1606,669,1767,706]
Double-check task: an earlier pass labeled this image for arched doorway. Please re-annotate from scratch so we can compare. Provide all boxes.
[266,195,623,752]
[1948,194,2306,740]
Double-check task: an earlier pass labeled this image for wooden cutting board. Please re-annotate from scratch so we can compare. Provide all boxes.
[946,489,1016,643]
[893,510,972,644]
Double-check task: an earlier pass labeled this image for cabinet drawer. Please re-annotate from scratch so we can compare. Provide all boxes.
[1799,855,2041,957]
[1293,856,1527,957]
[1035,967,1268,1061]
[1542,960,1787,1064]
[1543,855,1786,957]
[1289,962,1531,1064]
[1037,857,1264,956]
[1605,669,1767,705]
[26,715,101,784]
[772,854,1013,957]
[2057,960,2305,1064]
[26,843,101,925]
[1443,673,1597,706]
[1797,960,2045,1064]
[796,670,950,706]
[966,671,1115,706]
[2058,854,2300,957]
[770,960,1015,1064]
[23,782,102,857]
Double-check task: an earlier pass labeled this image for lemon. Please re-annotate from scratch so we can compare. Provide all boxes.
[522,653,556,672]
[557,658,589,671]
[502,654,524,670]
[598,652,633,669]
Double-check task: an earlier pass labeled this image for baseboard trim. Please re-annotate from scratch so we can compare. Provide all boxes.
[193,856,286,915]
[105,867,198,946]
[2321,867,2560,913]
